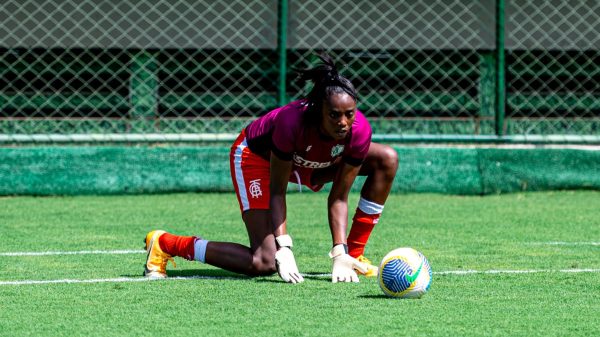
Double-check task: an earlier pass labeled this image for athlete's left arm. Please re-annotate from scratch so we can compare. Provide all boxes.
[328,162,361,245]
[327,161,369,282]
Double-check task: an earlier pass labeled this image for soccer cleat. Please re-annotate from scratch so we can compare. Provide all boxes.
[355,255,378,277]
[143,230,176,278]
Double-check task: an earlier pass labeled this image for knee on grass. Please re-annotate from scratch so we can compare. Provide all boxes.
[248,254,277,276]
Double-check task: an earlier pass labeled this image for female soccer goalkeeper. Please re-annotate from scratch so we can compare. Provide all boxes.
[143,53,398,283]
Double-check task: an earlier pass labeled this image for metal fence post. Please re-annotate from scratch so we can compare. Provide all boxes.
[479,52,497,132]
[277,0,289,106]
[130,51,158,132]
[495,0,506,137]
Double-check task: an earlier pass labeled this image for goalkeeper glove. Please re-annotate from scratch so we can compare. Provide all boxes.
[329,244,369,283]
[274,235,304,284]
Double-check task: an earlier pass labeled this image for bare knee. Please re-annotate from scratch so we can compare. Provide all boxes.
[249,252,277,276]
[377,145,399,178]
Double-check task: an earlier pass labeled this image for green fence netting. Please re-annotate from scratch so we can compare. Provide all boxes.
[3,146,599,195]
[1,0,599,144]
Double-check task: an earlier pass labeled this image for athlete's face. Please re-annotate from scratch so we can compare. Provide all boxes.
[320,93,357,140]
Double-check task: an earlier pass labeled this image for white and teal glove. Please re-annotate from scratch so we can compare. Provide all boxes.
[274,235,304,284]
[329,244,369,283]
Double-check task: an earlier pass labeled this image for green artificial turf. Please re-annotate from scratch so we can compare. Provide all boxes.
[0,191,599,337]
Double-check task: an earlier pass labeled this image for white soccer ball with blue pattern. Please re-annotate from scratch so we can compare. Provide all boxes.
[378,247,432,298]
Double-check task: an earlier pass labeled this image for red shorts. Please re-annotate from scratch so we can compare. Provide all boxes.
[230,130,323,212]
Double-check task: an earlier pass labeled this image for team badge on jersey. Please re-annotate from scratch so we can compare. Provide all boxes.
[331,144,344,157]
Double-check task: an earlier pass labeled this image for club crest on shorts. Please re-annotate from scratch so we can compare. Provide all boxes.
[248,179,262,198]
[331,144,344,157]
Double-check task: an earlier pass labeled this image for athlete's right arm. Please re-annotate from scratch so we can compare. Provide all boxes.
[270,153,304,283]
[270,152,292,236]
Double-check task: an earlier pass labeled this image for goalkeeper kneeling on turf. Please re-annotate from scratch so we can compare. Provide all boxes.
[144,54,398,283]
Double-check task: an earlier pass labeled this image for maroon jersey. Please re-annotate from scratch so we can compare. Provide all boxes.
[244,100,372,169]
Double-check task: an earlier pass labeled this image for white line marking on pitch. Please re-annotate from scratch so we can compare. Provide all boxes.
[0,275,244,286]
[0,249,146,256]
[434,268,600,275]
[1,269,599,286]
[529,242,600,246]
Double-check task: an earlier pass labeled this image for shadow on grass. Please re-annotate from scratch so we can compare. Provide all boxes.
[121,268,246,279]
[253,278,286,284]
[358,294,395,300]
[253,272,334,284]
[166,269,243,278]
[123,270,334,284]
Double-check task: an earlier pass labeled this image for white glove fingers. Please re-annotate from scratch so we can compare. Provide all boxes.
[281,273,292,283]
[290,272,303,284]
[353,260,369,274]
[283,272,300,284]
[339,272,359,283]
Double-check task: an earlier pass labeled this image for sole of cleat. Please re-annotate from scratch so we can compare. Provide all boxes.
[144,271,167,279]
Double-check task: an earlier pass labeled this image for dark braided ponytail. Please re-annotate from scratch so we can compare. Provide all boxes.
[296,53,358,125]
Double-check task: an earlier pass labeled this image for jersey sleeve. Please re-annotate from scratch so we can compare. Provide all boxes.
[343,111,372,166]
[270,104,301,161]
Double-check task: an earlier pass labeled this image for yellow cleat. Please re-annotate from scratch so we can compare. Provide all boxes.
[143,230,176,279]
[356,255,378,277]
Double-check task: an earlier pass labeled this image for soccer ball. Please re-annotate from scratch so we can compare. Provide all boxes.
[378,247,432,298]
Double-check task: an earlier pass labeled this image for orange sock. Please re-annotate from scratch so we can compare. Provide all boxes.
[158,232,197,261]
[347,208,380,258]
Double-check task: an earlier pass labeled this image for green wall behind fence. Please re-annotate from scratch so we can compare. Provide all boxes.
[0,146,598,196]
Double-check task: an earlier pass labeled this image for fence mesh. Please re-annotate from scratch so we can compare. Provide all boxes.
[506,1,600,140]
[1,0,599,143]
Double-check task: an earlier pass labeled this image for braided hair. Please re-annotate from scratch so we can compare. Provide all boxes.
[296,53,358,126]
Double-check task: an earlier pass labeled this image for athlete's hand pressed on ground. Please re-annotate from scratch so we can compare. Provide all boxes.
[329,244,368,283]
[275,235,304,284]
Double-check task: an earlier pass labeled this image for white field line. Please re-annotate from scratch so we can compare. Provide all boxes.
[0,249,146,256]
[434,268,600,275]
[528,242,600,246]
[0,275,245,286]
[305,269,600,278]
[1,269,600,286]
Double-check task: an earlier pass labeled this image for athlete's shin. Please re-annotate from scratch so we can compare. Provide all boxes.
[158,232,198,261]
[347,197,384,258]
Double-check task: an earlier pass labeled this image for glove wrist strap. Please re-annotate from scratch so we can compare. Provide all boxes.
[329,244,348,258]
[275,234,293,248]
